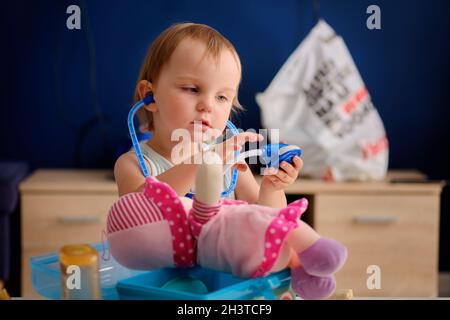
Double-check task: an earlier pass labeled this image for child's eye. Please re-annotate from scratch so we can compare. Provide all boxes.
[217,95,228,103]
[182,87,198,93]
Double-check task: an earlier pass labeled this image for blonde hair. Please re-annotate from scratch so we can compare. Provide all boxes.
[134,22,244,132]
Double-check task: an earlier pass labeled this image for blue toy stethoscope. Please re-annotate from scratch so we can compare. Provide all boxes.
[128,93,302,198]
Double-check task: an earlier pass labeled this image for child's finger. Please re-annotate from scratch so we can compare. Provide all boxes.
[280,161,297,178]
[216,142,240,163]
[231,132,264,146]
[292,156,303,170]
[274,168,290,183]
[263,167,278,176]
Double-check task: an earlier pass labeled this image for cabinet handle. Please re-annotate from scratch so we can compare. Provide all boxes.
[57,216,101,224]
[353,215,399,225]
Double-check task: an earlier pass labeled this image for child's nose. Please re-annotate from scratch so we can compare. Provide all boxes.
[196,96,214,113]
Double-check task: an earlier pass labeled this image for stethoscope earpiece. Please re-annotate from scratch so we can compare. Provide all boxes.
[143,92,154,105]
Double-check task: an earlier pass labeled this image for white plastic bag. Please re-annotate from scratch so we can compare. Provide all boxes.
[256,20,388,181]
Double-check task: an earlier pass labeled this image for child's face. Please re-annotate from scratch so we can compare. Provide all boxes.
[149,38,240,141]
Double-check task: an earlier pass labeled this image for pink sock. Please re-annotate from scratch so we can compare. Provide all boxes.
[189,197,221,238]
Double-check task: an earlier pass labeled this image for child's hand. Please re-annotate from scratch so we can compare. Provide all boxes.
[212,132,263,166]
[261,156,303,191]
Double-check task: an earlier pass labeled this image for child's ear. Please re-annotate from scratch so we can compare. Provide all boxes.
[137,80,157,112]
[137,80,152,99]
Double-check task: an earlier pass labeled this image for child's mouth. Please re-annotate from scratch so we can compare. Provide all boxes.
[190,120,211,132]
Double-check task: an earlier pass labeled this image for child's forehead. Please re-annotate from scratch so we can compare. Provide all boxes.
[170,38,208,63]
[167,38,240,76]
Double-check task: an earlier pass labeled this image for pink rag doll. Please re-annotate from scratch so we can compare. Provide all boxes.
[106,151,347,299]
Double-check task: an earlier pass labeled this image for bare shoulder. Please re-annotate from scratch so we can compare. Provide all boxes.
[114,151,140,171]
[114,151,152,196]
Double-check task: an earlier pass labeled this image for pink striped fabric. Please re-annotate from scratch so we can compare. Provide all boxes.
[106,192,164,234]
[191,199,221,223]
[107,176,196,268]
[188,197,250,238]
[189,197,221,238]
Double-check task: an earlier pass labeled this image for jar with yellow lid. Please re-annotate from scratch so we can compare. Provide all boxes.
[59,244,101,300]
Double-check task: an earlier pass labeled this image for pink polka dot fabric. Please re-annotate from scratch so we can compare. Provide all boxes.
[252,198,308,278]
[195,198,309,278]
[143,177,196,268]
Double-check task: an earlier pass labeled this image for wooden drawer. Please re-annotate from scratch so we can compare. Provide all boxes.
[22,193,117,249]
[314,194,440,297]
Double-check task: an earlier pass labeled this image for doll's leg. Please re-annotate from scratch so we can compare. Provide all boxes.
[285,220,347,276]
[276,221,347,300]
[269,225,336,300]
[285,220,321,254]
[189,151,223,237]
[270,221,320,272]
[291,267,336,300]
[269,241,293,273]
[195,150,223,205]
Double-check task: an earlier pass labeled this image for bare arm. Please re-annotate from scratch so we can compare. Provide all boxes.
[233,163,260,204]
[233,163,287,208]
[114,151,197,197]
[257,186,287,208]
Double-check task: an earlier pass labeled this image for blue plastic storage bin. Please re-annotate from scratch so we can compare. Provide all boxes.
[30,243,293,300]
[117,267,292,300]
[30,243,145,299]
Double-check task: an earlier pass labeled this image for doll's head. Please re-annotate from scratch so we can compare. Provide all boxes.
[134,22,244,136]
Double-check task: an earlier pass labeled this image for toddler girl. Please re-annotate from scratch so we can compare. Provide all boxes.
[108,23,347,299]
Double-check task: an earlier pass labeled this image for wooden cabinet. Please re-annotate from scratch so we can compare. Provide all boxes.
[20,170,118,298]
[274,171,443,297]
[314,194,440,297]
[20,170,443,298]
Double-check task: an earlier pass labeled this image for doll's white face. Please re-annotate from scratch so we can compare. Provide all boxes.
[146,37,241,141]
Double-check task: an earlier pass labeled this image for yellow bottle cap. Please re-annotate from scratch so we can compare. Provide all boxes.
[59,244,99,267]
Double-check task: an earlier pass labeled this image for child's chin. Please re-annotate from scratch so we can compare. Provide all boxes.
[189,130,221,143]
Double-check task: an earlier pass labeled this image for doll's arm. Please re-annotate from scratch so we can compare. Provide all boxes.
[194,150,223,205]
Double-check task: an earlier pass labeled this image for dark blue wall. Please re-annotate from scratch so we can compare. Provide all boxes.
[1,0,449,269]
